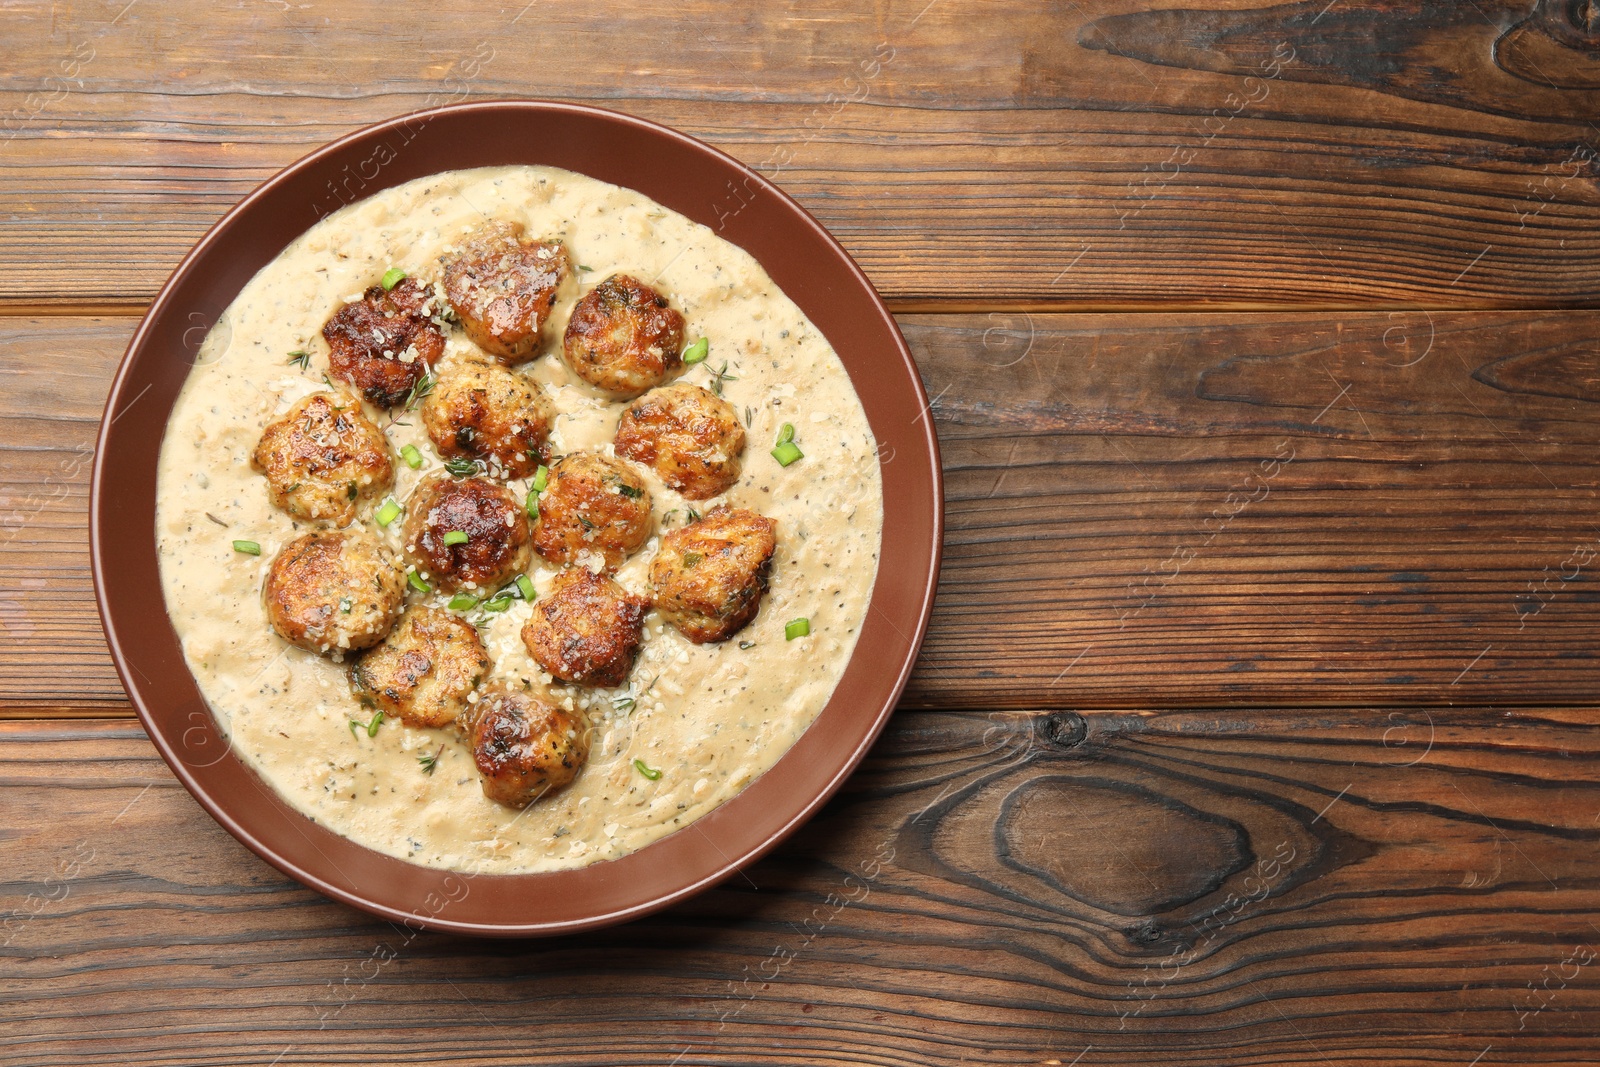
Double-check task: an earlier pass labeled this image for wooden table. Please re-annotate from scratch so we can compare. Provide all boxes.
[5,1,1600,1063]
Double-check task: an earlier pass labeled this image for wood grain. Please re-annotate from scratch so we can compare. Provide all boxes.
[2,0,1598,310]
[3,712,1598,1065]
[11,312,1600,714]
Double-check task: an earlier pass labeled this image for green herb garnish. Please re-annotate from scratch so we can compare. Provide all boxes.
[400,444,423,470]
[618,483,643,499]
[374,499,401,527]
[515,574,536,601]
[531,465,549,492]
[286,349,311,370]
[349,710,385,738]
[708,360,738,396]
[418,745,444,775]
[407,569,430,594]
[403,371,436,412]
[443,457,478,478]
[785,618,810,640]
[232,540,261,556]
[447,592,479,611]
[681,337,709,365]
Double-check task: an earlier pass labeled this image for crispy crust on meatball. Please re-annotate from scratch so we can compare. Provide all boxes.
[562,274,686,397]
[264,530,406,655]
[251,391,393,526]
[322,278,446,408]
[461,684,589,808]
[351,607,489,728]
[441,221,569,363]
[401,475,532,592]
[520,568,647,688]
[614,383,745,500]
[650,507,777,644]
[531,452,653,572]
[420,356,554,479]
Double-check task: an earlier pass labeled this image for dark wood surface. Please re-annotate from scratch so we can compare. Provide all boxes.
[3,0,1599,311]
[7,713,1600,1066]
[4,0,1600,1063]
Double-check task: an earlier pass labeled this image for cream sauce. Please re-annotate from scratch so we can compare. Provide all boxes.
[155,166,882,874]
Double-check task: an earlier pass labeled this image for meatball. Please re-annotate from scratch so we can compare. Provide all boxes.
[531,452,653,571]
[440,221,569,363]
[462,684,589,808]
[351,607,489,728]
[614,383,745,500]
[521,568,647,688]
[420,356,554,479]
[562,273,686,397]
[401,475,532,592]
[322,278,446,408]
[251,391,393,526]
[650,507,777,644]
[264,530,406,655]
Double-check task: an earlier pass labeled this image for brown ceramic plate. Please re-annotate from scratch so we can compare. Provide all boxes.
[89,101,942,937]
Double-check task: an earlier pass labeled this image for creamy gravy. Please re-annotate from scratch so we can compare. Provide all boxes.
[156,166,882,873]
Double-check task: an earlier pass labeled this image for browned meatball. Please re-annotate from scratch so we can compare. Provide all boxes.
[520,568,647,688]
[562,274,686,397]
[441,221,569,363]
[251,391,393,526]
[322,278,446,407]
[264,530,406,655]
[420,357,554,479]
[650,507,777,644]
[614,383,745,500]
[461,684,589,808]
[351,607,489,728]
[401,475,532,592]
[531,453,653,572]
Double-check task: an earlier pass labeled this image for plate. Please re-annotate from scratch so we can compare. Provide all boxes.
[90,100,942,937]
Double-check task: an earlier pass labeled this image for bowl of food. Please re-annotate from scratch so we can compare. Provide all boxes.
[91,100,941,936]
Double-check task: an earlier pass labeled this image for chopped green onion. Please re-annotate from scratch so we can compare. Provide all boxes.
[381,267,407,290]
[525,490,539,521]
[407,569,430,594]
[374,499,401,527]
[349,710,385,738]
[346,482,359,501]
[633,758,663,780]
[785,618,811,641]
[400,444,423,469]
[447,592,480,611]
[232,540,261,556]
[681,337,709,365]
[515,574,536,601]
[442,530,469,546]
[776,422,796,445]
[482,595,513,613]
[531,465,549,492]
[443,457,478,477]
[771,440,804,467]
[618,483,643,499]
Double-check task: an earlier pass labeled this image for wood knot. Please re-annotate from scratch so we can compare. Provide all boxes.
[1038,712,1087,748]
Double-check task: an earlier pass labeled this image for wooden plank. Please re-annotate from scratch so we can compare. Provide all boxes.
[1,0,1598,309]
[10,312,1600,713]
[3,712,1598,1065]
